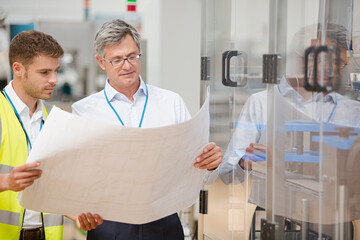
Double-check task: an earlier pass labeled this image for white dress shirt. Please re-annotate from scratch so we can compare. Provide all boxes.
[72,77,218,185]
[219,77,360,205]
[4,81,44,229]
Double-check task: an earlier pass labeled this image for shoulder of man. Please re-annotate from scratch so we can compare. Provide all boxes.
[71,91,104,113]
[146,84,184,100]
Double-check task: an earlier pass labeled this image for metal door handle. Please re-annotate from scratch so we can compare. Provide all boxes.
[304,45,340,92]
[222,50,248,87]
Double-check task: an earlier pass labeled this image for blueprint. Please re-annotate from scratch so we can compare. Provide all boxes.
[19,96,209,224]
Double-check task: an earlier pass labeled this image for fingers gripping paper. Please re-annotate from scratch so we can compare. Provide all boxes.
[19,97,209,224]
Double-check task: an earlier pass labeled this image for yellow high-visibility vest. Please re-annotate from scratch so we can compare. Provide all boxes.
[0,93,63,240]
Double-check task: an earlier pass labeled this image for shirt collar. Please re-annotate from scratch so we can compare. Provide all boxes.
[277,77,337,104]
[104,76,147,102]
[313,91,337,104]
[4,81,44,120]
[138,76,147,96]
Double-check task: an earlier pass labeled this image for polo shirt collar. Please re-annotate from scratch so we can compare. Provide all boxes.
[104,76,147,102]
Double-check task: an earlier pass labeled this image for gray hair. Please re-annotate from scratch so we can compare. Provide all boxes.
[317,23,348,49]
[94,19,141,57]
[287,23,349,77]
[291,23,348,56]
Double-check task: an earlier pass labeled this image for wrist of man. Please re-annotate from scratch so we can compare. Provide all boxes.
[207,167,217,171]
[0,173,10,192]
[239,158,252,170]
[239,158,245,169]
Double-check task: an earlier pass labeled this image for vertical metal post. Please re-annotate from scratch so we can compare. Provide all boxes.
[266,0,278,221]
[265,1,287,239]
[338,185,346,240]
[301,199,310,240]
[198,2,208,239]
[265,84,275,221]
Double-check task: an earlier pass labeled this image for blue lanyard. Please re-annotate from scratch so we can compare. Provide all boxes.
[2,89,43,150]
[104,82,148,128]
[327,94,337,122]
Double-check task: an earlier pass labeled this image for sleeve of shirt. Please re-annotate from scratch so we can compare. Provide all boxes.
[219,93,264,184]
[203,168,219,185]
[72,98,92,117]
[174,93,191,123]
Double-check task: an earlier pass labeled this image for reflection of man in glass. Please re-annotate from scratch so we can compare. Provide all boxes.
[219,23,360,238]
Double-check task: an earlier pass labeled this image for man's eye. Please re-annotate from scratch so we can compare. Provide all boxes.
[128,56,136,60]
[112,59,123,63]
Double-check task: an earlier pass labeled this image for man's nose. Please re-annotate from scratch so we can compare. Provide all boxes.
[49,72,58,85]
[122,59,132,69]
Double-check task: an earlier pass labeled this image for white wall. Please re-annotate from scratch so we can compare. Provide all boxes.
[159,0,201,115]
[2,0,83,23]
[138,0,161,87]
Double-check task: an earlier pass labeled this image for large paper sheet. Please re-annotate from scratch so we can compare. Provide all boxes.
[19,97,209,224]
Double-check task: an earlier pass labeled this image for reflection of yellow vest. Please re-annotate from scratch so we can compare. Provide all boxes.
[0,93,63,240]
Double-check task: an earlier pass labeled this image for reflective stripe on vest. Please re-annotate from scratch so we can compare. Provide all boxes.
[0,209,20,226]
[43,214,63,227]
[0,164,13,174]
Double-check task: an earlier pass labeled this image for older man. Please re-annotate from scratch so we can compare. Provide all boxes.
[72,19,222,240]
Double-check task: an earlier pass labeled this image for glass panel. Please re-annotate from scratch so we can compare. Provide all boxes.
[261,0,360,239]
[201,0,360,239]
[200,0,269,239]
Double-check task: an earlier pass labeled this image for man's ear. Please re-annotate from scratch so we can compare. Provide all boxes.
[95,55,106,70]
[12,62,25,77]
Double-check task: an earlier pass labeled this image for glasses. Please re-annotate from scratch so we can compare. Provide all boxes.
[340,62,348,69]
[307,56,347,69]
[102,53,141,68]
